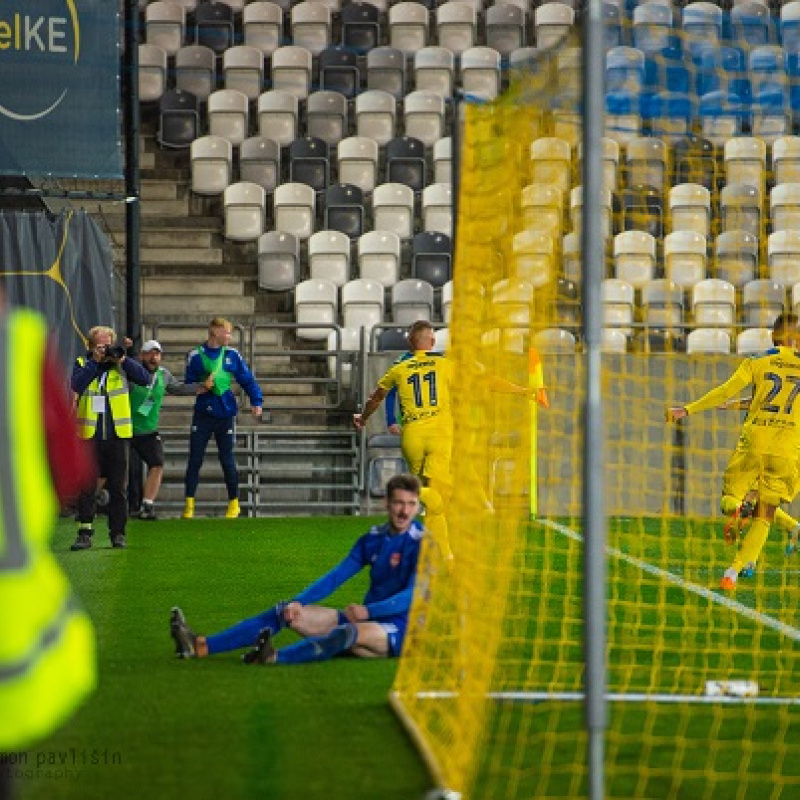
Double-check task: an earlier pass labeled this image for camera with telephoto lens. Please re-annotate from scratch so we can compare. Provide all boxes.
[101,344,126,361]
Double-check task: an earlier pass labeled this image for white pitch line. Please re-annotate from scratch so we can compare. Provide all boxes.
[543,519,800,644]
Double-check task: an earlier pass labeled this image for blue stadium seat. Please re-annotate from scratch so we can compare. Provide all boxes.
[324,183,365,239]
[194,1,235,55]
[288,137,330,193]
[319,46,361,98]
[385,136,426,193]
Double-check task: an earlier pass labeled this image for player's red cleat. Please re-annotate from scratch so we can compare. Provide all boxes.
[719,576,736,591]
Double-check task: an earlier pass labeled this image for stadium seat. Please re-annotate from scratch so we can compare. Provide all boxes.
[309,230,351,286]
[632,2,673,55]
[223,182,267,242]
[669,183,711,236]
[486,4,526,57]
[492,278,533,327]
[529,137,572,195]
[772,136,800,184]
[375,326,408,351]
[512,230,555,289]
[720,184,762,237]
[366,47,407,99]
[389,2,430,55]
[190,135,233,195]
[648,91,694,147]
[686,328,731,355]
[355,91,397,147]
[243,2,283,56]
[385,137,426,193]
[288,137,330,194]
[271,46,313,100]
[731,3,774,51]
[139,44,168,104]
[768,229,800,286]
[742,280,786,327]
[601,279,635,334]
[411,232,451,288]
[258,231,300,291]
[295,279,339,340]
[145,1,185,57]
[532,327,577,354]
[601,327,629,354]
[291,2,332,55]
[725,136,768,192]
[625,137,667,195]
[664,231,708,291]
[433,138,452,186]
[327,326,362,390]
[622,184,663,239]
[460,47,502,101]
[391,279,434,325]
[673,133,717,191]
[222,46,264,102]
[578,137,619,194]
[372,183,415,240]
[342,278,385,333]
[422,183,453,237]
[698,90,744,149]
[715,230,759,288]
[305,91,348,147]
[562,232,581,284]
[441,280,454,324]
[342,2,381,55]
[337,137,379,194]
[521,184,563,238]
[792,281,800,316]
[770,183,800,233]
[613,230,656,289]
[158,89,200,149]
[433,327,449,352]
[366,433,406,501]
[357,231,401,286]
[606,46,645,94]
[194,1,234,55]
[239,136,281,194]
[605,88,643,147]
[752,84,792,147]
[570,186,613,240]
[642,279,684,330]
[692,279,736,328]
[534,2,574,50]
[641,328,685,354]
[325,184,366,239]
[207,89,249,147]
[318,46,360,98]
[257,90,299,148]
[781,1,800,54]
[274,182,316,241]
[697,45,749,101]
[413,47,455,97]
[736,327,773,355]
[175,45,216,103]
[403,91,446,148]
[682,2,723,62]
[552,89,583,149]
[436,1,477,56]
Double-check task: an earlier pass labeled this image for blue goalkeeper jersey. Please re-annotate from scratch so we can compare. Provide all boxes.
[292,521,425,620]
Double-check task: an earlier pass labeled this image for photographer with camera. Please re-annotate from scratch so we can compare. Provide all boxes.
[70,325,150,550]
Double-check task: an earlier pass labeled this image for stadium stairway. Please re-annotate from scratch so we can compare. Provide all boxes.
[95,117,361,517]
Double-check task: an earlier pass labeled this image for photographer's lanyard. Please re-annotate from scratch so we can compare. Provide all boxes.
[138,372,158,417]
[95,371,111,438]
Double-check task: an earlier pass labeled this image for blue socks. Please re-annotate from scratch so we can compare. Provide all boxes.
[275,623,358,665]
[205,602,288,655]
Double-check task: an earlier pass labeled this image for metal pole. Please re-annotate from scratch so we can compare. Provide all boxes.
[450,89,462,261]
[124,0,142,349]
[581,2,607,798]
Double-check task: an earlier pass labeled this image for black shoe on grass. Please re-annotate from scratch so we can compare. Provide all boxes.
[170,607,196,658]
[242,630,275,665]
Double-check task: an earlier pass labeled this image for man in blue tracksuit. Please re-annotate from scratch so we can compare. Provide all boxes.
[182,317,264,519]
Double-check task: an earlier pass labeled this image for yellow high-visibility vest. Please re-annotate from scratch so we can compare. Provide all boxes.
[0,309,96,749]
[75,356,133,439]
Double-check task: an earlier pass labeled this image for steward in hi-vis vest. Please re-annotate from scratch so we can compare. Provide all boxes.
[0,308,96,751]
[70,326,150,551]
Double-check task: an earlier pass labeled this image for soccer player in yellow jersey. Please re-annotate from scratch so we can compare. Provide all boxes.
[667,313,800,591]
[354,321,455,558]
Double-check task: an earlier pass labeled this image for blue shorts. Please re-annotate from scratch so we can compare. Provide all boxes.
[336,612,408,657]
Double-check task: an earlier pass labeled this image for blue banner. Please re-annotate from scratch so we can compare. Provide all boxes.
[0,1,122,178]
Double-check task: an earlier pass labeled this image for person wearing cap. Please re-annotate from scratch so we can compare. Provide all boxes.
[182,317,264,519]
[129,340,211,520]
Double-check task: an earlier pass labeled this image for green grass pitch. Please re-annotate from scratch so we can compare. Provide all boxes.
[14,515,430,800]
[11,514,800,800]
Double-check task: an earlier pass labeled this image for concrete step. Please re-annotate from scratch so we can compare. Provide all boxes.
[141,181,180,201]
[100,213,220,233]
[143,294,256,317]
[139,229,217,249]
[139,246,223,266]
[141,198,191,216]
[142,276,246,296]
